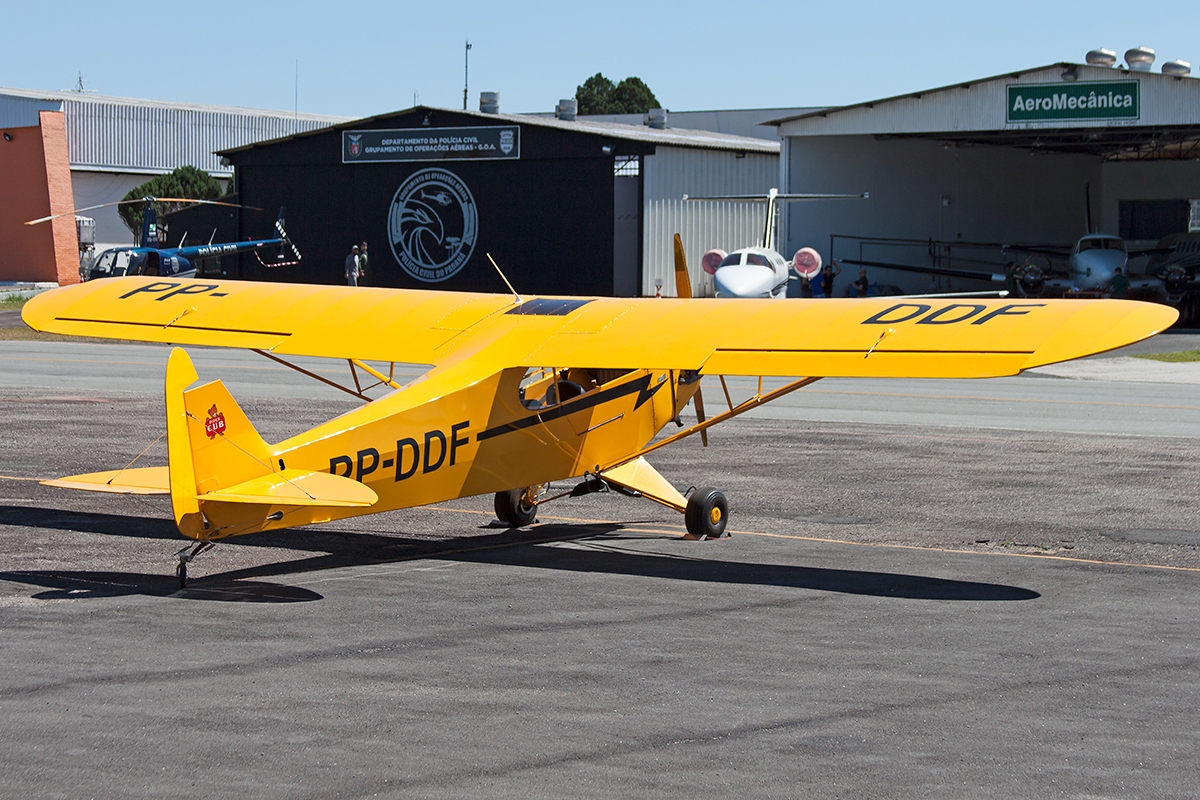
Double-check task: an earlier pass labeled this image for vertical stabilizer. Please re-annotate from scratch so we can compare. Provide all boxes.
[165,347,276,539]
[141,204,158,248]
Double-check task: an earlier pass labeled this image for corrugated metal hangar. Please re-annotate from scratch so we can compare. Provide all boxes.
[771,54,1200,294]
[216,101,778,297]
[0,87,348,283]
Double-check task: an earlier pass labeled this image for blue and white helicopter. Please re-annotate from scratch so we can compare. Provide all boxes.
[28,197,300,281]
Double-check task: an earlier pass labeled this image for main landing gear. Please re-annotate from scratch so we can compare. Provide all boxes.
[174,541,215,588]
[684,486,729,540]
[494,486,541,528]
[493,480,730,540]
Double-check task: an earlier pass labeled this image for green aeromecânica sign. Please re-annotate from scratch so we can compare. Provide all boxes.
[1007,81,1139,122]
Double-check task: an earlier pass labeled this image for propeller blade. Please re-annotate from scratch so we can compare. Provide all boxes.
[693,385,708,447]
[673,233,693,299]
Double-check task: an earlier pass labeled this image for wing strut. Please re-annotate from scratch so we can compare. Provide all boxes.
[607,375,822,469]
[252,350,403,401]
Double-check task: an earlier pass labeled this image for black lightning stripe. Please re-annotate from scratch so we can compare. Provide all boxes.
[477,373,664,441]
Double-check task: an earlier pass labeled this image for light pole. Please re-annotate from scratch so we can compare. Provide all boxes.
[463,41,472,110]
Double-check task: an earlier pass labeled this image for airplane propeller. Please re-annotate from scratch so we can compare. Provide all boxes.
[25,196,262,226]
[672,233,708,446]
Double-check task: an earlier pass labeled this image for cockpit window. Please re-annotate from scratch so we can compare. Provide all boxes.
[745,253,770,267]
[718,253,743,268]
[1079,238,1125,253]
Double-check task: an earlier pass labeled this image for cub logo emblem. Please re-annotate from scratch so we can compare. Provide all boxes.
[205,404,227,438]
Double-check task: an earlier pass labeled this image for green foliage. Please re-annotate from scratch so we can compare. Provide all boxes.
[611,77,659,115]
[1134,350,1200,363]
[118,165,223,242]
[575,73,661,115]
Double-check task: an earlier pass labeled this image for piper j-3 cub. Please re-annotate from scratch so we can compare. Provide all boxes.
[27,197,301,281]
[681,188,868,298]
[23,269,1174,586]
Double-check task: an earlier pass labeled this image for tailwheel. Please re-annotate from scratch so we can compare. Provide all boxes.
[494,485,542,528]
[173,541,214,589]
[684,487,729,540]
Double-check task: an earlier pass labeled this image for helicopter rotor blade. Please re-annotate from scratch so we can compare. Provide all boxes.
[25,196,262,226]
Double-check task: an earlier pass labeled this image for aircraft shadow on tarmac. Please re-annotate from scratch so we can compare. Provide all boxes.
[0,505,1039,603]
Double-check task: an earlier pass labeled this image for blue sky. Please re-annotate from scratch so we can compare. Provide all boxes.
[6,0,1199,118]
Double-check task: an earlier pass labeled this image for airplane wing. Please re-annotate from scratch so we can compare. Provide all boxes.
[23,277,1176,380]
[837,257,1010,283]
[1003,243,1073,259]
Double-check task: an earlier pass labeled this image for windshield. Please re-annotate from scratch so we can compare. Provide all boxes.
[745,253,770,267]
[1079,238,1125,253]
[718,253,742,268]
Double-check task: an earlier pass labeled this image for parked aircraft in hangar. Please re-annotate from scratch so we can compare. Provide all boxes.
[681,188,868,298]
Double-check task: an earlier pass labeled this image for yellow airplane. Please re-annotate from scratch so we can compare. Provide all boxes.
[22,247,1177,586]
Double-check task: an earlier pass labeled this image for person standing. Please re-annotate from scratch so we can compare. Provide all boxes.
[820,262,841,298]
[358,241,371,286]
[345,244,362,286]
[851,268,869,297]
[1109,267,1130,299]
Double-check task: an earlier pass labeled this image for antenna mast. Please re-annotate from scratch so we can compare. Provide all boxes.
[463,41,472,110]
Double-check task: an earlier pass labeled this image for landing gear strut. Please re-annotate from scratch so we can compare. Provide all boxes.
[684,487,729,539]
[174,541,215,588]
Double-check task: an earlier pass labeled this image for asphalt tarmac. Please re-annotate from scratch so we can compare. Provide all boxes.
[2,338,1200,799]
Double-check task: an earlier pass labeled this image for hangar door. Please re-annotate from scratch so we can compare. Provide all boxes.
[613,159,641,296]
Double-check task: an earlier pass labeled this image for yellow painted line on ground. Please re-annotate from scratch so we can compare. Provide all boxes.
[427,506,1200,574]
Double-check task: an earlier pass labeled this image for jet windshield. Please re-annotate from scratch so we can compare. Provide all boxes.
[1078,238,1126,253]
[718,252,771,268]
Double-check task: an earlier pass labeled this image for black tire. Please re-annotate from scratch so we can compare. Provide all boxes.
[494,488,538,528]
[685,487,728,539]
[176,562,188,589]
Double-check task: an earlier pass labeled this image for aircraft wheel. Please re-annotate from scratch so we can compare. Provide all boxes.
[176,561,188,589]
[495,487,538,528]
[685,487,728,539]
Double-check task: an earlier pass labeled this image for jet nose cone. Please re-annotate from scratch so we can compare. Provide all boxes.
[714,264,775,298]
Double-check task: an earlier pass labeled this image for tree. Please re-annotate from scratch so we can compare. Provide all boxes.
[575,73,661,115]
[611,77,659,115]
[575,73,617,115]
[118,165,223,242]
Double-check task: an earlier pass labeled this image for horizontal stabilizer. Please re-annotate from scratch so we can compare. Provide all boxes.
[200,469,378,508]
[601,457,687,512]
[43,466,169,495]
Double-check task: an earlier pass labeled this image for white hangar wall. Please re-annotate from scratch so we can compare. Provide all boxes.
[643,146,778,297]
[784,135,1101,289]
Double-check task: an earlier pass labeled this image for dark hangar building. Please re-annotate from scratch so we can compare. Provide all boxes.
[215,103,778,297]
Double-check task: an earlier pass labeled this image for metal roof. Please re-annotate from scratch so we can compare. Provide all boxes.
[0,86,351,176]
[765,64,1200,161]
[218,105,779,158]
